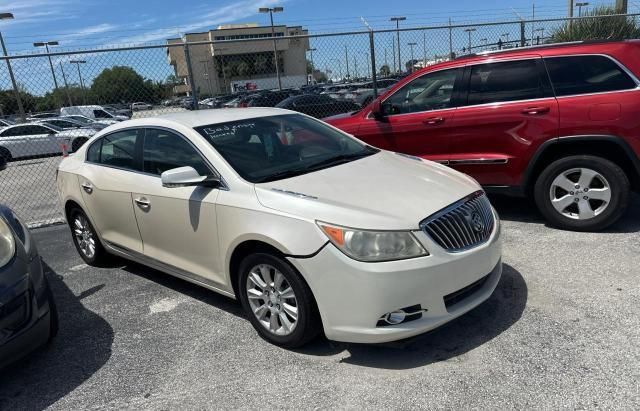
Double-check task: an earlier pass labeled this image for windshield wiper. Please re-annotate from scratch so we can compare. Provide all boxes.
[253,167,312,183]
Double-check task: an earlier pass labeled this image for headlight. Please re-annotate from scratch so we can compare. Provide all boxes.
[0,217,16,268]
[318,222,428,262]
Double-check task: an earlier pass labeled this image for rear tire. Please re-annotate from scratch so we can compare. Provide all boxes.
[0,147,11,162]
[237,253,321,348]
[534,155,629,231]
[68,208,110,265]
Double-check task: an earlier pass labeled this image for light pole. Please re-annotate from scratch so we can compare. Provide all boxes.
[70,60,87,104]
[33,41,60,92]
[407,42,417,73]
[535,27,545,44]
[422,32,427,68]
[344,45,350,80]
[0,13,25,121]
[576,2,589,16]
[258,6,283,90]
[480,37,488,50]
[464,28,476,53]
[308,47,316,83]
[501,32,510,47]
[390,16,406,73]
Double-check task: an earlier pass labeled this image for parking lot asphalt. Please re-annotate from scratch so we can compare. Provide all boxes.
[0,194,638,409]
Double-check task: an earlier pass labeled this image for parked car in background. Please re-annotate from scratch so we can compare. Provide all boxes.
[131,102,153,111]
[103,104,133,119]
[0,155,58,369]
[57,108,501,347]
[276,94,361,118]
[0,123,94,161]
[61,106,129,122]
[182,97,197,110]
[26,112,58,121]
[61,114,119,127]
[326,41,640,231]
[37,117,106,131]
[245,90,297,107]
[0,119,14,128]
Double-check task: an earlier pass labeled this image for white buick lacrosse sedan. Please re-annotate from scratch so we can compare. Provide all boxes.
[56,108,502,347]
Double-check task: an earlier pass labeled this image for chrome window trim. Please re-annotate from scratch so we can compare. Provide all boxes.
[85,126,230,191]
[543,53,640,98]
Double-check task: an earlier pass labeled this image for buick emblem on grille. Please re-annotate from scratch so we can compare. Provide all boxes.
[470,212,484,232]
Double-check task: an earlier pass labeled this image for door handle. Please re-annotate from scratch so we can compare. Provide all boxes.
[422,117,445,125]
[81,182,93,194]
[134,197,151,210]
[521,106,550,115]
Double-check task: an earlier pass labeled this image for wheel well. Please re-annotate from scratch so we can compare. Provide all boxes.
[64,200,83,222]
[0,146,11,160]
[229,240,286,299]
[525,139,640,195]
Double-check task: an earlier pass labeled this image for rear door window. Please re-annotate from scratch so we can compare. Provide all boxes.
[88,129,140,170]
[466,59,547,105]
[544,55,637,96]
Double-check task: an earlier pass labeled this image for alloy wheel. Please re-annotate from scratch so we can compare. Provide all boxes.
[73,214,96,259]
[549,167,612,220]
[245,264,298,336]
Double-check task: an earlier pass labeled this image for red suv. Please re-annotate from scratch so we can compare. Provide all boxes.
[325,41,640,231]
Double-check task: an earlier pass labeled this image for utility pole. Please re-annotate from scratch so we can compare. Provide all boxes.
[422,31,427,67]
[568,0,574,30]
[353,55,358,79]
[391,37,396,73]
[448,17,454,59]
[576,2,589,17]
[259,7,284,90]
[308,47,316,84]
[390,16,406,73]
[464,28,476,53]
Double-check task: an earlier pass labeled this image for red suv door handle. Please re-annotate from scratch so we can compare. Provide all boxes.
[423,117,445,125]
[521,106,550,115]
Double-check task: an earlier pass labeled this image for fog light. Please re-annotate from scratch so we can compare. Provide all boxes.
[385,310,406,325]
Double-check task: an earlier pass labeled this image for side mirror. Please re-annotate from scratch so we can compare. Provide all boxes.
[0,156,6,171]
[370,98,385,121]
[161,166,220,188]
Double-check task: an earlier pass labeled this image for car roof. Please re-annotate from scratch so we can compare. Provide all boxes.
[151,108,293,128]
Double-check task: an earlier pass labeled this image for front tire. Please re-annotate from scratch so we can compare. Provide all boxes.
[238,253,320,348]
[68,208,110,265]
[534,155,629,231]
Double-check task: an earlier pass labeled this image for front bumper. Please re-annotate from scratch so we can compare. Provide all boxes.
[0,210,53,368]
[288,213,502,344]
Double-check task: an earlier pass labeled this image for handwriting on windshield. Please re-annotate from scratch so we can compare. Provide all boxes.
[201,122,256,139]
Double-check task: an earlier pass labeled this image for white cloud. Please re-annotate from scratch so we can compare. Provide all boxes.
[113,0,288,46]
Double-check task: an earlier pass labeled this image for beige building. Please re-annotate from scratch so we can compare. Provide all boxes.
[167,23,309,97]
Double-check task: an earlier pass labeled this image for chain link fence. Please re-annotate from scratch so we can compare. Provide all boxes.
[0,13,638,226]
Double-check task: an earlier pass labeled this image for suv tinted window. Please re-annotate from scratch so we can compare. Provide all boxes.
[544,55,637,96]
[94,109,112,119]
[467,59,544,105]
[383,68,462,115]
[143,129,210,176]
[90,129,139,170]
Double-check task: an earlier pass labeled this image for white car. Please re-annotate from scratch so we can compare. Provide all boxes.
[61,114,119,127]
[60,105,129,122]
[0,123,94,161]
[131,102,152,111]
[56,108,502,347]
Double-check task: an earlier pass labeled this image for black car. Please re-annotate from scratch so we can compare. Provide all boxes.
[0,156,58,369]
[275,94,361,119]
[246,90,296,107]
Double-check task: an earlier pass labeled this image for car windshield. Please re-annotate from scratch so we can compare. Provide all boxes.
[69,116,92,124]
[194,114,378,183]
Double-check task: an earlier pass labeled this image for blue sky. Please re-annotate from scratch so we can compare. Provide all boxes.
[1,0,624,53]
[0,0,629,96]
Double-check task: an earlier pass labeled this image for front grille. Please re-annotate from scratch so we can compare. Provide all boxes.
[420,191,494,252]
[443,274,490,309]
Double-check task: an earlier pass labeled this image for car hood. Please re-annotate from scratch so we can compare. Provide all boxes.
[254,151,481,230]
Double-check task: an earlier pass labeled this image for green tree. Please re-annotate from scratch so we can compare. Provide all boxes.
[34,86,88,111]
[379,64,391,76]
[90,66,156,104]
[236,61,252,78]
[0,89,37,116]
[550,6,640,42]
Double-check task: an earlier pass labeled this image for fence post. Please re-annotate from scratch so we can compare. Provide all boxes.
[183,42,199,110]
[0,32,25,122]
[520,21,526,47]
[369,31,378,98]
